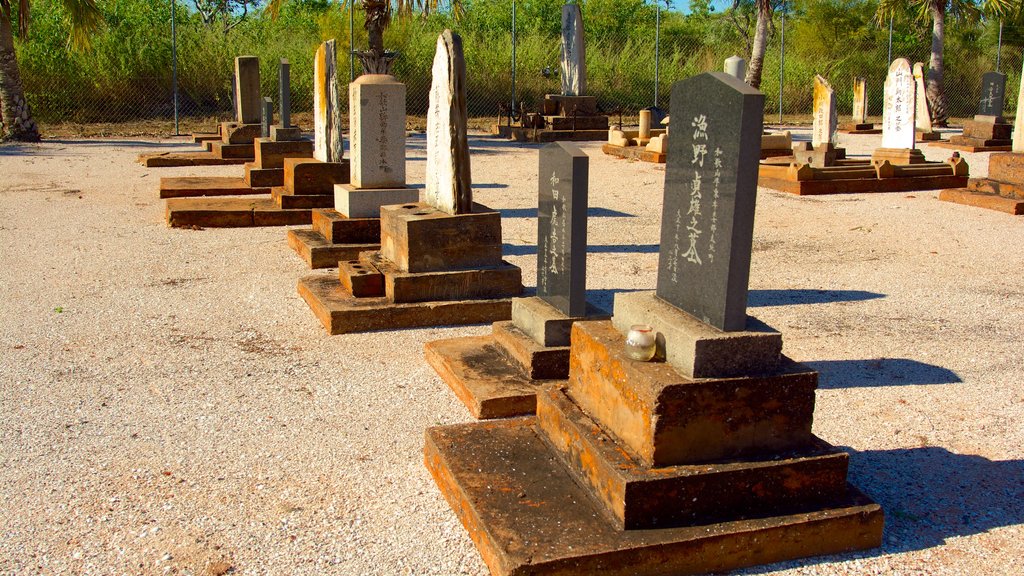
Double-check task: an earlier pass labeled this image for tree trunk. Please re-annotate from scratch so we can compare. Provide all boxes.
[357,2,396,75]
[927,2,949,126]
[745,6,770,89]
[0,8,40,141]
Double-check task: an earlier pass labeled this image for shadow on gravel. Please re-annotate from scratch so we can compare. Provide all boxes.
[748,288,885,306]
[807,358,962,389]
[45,139,193,148]
[499,207,635,218]
[738,447,1024,574]
[502,243,658,256]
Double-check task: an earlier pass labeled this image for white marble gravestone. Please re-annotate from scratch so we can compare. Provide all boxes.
[852,77,868,124]
[881,59,916,150]
[560,4,586,97]
[913,62,933,133]
[313,40,344,163]
[812,75,836,148]
[425,30,473,215]
[724,56,746,82]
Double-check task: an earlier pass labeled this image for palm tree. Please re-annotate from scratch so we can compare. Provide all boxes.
[0,0,102,141]
[876,0,1016,125]
[728,0,777,89]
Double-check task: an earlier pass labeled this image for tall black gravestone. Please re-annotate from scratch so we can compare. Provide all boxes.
[656,72,764,331]
[978,71,1007,117]
[538,142,589,318]
[279,59,291,129]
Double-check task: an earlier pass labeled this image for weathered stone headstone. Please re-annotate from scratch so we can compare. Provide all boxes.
[1014,59,1024,152]
[313,40,344,163]
[425,30,472,215]
[913,62,933,132]
[261,97,273,138]
[538,142,589,318]
[724,56,746,82]
[350,75,407,189]
[852,77,868,124]
[658,72,763,332]
[978,71,1006,117]
[881,58,916,150]
[812,75,836,148]
[560,4,586,97]
[234,56,261,125]
[279,59,291,129]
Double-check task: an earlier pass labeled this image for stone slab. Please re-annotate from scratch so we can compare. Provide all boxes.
[312,208,381,244]
[158,176,268,199]
[968,178,1024,199]
[425,417,884,576]
[492,124,609,142]
[244,164,284,188]
[363,252,522,304]
[986,153,1024,182]
[537,385,851,530]
[938,188,1024,215]
[511,296,608,348]
[424,334,556,419]
[254,138,314,169]
[192,132,220,144]
[286,229,379,269]
[297,274,513,335]
[219,122,261,145]
[839,124,882,135]
[600,144,666,163]
[567,320,816,468]
[138,152,249,168]
[960,119,1012,141]
[611,291,781,379]
[758,174,969,195]
[544,116,608,131]
[543,95,599,116]
[334,184,419,218]
[871,147,927,165]
[939,138,1012,151]
[271,187,334,210]
[491,321,569,381]
[284,158,350,195]
[165,197,315,228]
[271,126,303,142]
[339,259,385,297]
[379,202,504,273]
[209,142,256,159]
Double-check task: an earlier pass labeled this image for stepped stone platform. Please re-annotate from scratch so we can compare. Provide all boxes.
[138,122,262,167]
[939,152,1024,215]
[159,176,270,199]
[759,157,969,195]
[287,209,381,269]
[138,151,249,168]
[492,95,609,143]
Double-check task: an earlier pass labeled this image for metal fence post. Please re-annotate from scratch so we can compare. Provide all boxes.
[887,17,893,64]
[349,0,355,83]
[654,3,661,108]
[997,19,1003,72]
[511,0,517,114]
[778,2,785,124]
[171,0,179,136]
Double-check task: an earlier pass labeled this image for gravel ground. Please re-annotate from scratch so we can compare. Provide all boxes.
[1,129,1022,575]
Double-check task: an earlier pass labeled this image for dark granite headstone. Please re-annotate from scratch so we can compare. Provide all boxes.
[261,97,273,138]
[978,71,1006,117]
[656,72,764,332]
[537,142,589,318]
[279,59,291,128]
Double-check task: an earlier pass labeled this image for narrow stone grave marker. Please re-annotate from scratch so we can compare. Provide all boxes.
[261,97,273,138]
[538,142,589,318]
[812,75,836,148]
[314,40,344,163]
[852,77,868,124]
[425,30,472,214]
[560,4,586,97]
[279,59,291,128]
[913,62,933,133]
[234,56,260,124]
[657,72,764,331]
[724,56,746,81]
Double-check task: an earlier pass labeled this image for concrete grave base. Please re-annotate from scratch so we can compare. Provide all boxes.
[165,197,319,228]
[601,144,666,164]
[158,176,270,199]
[287,209,382,269]
[938,152,1024,215]
[137,152,249,168]
[425,416,884,576]
[839,123,881,134]
[759,158,969,195]
[334,184,420,218]
[244,164,284,188]
[931,140,1012,153]
[938,187,1024,215]
[492,124,609,143]
[297,274,514,335]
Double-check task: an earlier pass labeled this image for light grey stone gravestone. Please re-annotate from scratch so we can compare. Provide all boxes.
[560,4,586,97]
[812,75,836,148]
[657,72,764,332]
[978,71,1006,117]
[852,77,868,124]
[279,59,291,129]
[349,74,407,188]
[1015,60,1024,152]
[724,56,746,82]
[234,56,261,124]
[425,30,472,215]
[913,62,933,133]
[538,142,589,318]
[261,97,273,138]
[881,58,915,150]
[314,40,344,163]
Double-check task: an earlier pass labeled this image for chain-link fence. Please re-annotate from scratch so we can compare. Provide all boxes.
[13,1,1023,136]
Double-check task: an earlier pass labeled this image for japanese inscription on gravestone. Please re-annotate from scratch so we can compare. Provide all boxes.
[538,142,589,318]
[881,59,915,150]
[657,72,763,332]
[978,71,1006,117]
[812,75,836,148]
[560,4,586,97]
[425,30,472,214]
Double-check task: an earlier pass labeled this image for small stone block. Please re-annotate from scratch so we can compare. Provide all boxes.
[611,291,781,379]
[334,184,420,218]
[284,158,350,195]
[286,229,379,269]
[364,252,522,304]
[311,208,381,244]
[567,320,816,468]
[220,122,262,145]
[271,187,334,210]
[537,385,851,529]
[871,147,927,165]
[379,202,504,273]
[244,164,284,188]
[340,259,385,297]
[491,321,569,380]
[543,94,599,116]
[271,126,303,142]
[208,142,255,160]
[986,152,1024,183]
[511,296,608,347]
[961,119,1010,141]
[254,138,314,169]
[159,176,266,199]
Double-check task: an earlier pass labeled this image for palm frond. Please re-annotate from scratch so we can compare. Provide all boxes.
[59,0,103,49]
